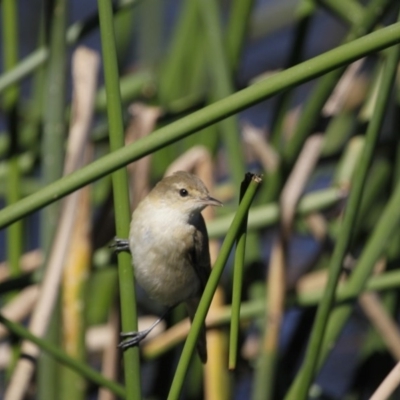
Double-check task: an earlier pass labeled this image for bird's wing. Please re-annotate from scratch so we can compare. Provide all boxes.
[189,214,212,293]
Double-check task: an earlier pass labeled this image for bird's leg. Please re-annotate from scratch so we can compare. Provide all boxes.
[110,237,130,253]
[118,308,172,350]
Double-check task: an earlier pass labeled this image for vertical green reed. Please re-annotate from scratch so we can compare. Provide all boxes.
[2,0,22,281]
[97,0,142,398]
[285,13,400,399]
[2,0,22,380]
[38,1,68,399]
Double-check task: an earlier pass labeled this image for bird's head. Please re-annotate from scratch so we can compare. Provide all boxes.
[150,171,222,216]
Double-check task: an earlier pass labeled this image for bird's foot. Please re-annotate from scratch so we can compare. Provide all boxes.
[110,237,130,254]
[118,329,151,350]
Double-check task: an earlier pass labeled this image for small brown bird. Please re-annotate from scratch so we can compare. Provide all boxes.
[114,171,222,363]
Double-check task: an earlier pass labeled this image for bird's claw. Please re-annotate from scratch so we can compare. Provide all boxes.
[110,237,130,254]
[118,330,150,350]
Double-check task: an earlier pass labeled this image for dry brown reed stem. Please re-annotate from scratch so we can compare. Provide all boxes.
[166,146,229,400]
[141,263,389,358]
[85,318,166,353]
[126,102,162,209]
[5,47,99,400]
[280,134,323,239]
[85,325,114,352]
[143,302,244,359]
[296,270,345,296]
[304,213,328,242]
[0,250,42,283]
[0,286,39,339]
[359,292,400,361]
[323,58,365,116]
[98,310,119,400]
[0,344,11,369]
[255,134,323,376]
[242,123,279,173]
[61,149,92,358]
[282,106,301,142]
[369,361,400,400]
[263,237,286,355]
[296,258,386,297]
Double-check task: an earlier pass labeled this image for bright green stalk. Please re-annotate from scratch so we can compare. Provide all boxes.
[97,0,141,398]
[285,24,400,400]
[1,22,400,229]
[229,174,252,369]
[199,0,245,187]
[283,0,391,167]
[0,314,126,397]
[168,174,262,400]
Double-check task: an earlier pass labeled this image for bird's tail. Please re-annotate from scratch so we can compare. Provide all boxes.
[185,298,207,363]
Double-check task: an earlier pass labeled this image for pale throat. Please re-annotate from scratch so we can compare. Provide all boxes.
[142,202,199,235]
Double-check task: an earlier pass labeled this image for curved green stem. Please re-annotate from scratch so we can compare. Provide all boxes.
[0,22,400,229]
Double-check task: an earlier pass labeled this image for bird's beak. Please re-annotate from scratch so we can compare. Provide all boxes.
[202,196,223,207]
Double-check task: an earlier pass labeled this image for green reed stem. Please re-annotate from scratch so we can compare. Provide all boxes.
[97,0,141,398]
[1,22,400,229]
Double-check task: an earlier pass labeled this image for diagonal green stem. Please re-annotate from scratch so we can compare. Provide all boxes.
[229,174,252,369]
[285,16,400,400]
[270,1,314,149]
[0,22,400,229]
[198,0,245,187]
[283,0,392,168]
[318,0,364,26]
[97,0,141,398]
[168,174,262,400]
[0,314,126,397]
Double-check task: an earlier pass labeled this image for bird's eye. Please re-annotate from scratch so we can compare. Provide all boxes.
[179,188,188,197]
